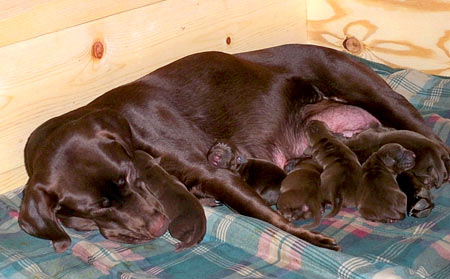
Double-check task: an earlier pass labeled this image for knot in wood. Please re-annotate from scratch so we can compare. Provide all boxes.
[92,41,105,59]
[343,37,362,54]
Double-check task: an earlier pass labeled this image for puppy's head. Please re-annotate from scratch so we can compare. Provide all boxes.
[207,140,247,171]
[377,143,416,173]
[305,120,332,144]
[19,110,169,253]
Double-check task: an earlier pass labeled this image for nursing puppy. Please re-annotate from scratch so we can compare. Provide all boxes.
[277,158,323,228]
[208,141,324,227]
[344,127,444,217]
[133,150,207,250]
[305,120,362,217]
[207,140,285,205]
[358,143,416,222]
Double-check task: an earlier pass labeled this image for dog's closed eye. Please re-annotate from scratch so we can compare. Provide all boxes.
[117,177,126,186]
[100,197,112,208]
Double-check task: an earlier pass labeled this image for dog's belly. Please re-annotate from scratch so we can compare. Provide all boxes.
[271,103,380,168]
[310,104,380,137]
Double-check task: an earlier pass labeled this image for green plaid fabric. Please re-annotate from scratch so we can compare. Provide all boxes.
[1,57,449,279]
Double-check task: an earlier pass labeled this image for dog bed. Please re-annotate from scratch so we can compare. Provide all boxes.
[0,56,449,279]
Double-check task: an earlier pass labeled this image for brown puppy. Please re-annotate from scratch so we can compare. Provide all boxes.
[358,143,416,223]
[305,120,362,217]
[344,127,444,217]
[207,140,247,171]
[208,142,324,227]
[277,158,323,228]
[133,150,207,250]
[21,44,450,253]
[207,140,285,205]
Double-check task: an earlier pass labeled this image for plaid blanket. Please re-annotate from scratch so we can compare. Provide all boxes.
[1,57,449,279]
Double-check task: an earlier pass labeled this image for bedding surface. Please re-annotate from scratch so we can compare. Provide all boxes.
[1,57,449,279]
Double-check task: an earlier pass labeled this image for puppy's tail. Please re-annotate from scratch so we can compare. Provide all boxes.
[325,195,342,218]
[302,204,323,229]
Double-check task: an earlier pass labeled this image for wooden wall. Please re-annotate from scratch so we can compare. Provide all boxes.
[307,0,450,76]
[0,0,308,194]
[1,0,449,194]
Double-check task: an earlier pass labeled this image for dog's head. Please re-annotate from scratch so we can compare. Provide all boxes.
[19,109,170,253]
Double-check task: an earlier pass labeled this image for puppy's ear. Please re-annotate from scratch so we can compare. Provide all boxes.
[133,150,157,167]
[18,181,71,253]
[381,155,396,168]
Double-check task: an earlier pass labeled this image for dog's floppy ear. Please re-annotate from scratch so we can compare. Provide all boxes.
[18,181,71,253]
[92,109,135,157]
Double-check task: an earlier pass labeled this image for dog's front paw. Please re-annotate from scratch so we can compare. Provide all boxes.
[411,140,449,189]
[168,198,206,251]
[290,226,340,251]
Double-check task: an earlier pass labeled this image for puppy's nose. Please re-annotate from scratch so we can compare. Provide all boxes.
[307,121,320,133]
[148,212,169,238]
[400,150,416,170]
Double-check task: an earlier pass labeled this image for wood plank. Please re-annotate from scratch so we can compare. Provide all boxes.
[0,167,24,194]
[306,0,450,76]
[0,0,164,47]
[0,0,307,194]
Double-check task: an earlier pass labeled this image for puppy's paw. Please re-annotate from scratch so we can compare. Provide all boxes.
[277,193,322,223]
[278,203,309,222]
[398,172,435,218]
[408,187,434,218]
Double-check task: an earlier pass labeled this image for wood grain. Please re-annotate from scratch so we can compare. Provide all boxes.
[0,0,164,47]
[0,0,307,193]
[307,0,450,76]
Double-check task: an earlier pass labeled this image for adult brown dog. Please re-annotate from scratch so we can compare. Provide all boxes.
[19,44,450,253]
